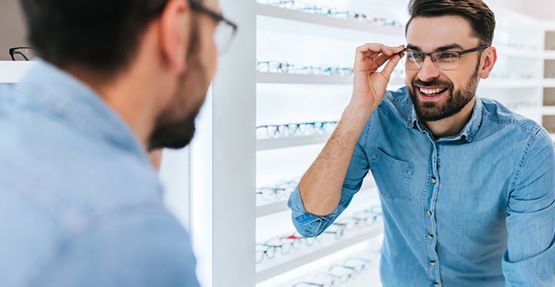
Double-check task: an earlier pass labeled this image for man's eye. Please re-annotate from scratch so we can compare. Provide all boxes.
[409,53,425,60]
[439,52,458,59]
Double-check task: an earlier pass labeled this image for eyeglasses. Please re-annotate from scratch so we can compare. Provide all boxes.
[256,233,322,264]
[323,209,382,240]
[257,61,353,76]
[326,258,371,282]
[262,0,403,28]
[291,257,371,287]
[152,0,238,53]
[292,279,340,287]
[256,179,298,203]
[9,47,34,61]
[256,206,382,266]
[188,0,238,53]
[405,45,489,71]
[256,121,338,139]
[256,207,381,265]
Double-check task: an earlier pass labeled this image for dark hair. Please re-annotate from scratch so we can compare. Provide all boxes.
[406,0,496,46]
[19,0,167,75]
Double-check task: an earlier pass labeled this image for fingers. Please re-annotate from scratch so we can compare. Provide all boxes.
[357,43,404,57]
[355,44,404,72]
[374,49,405,67]
[372,53,391,67]
[381,53,403,79]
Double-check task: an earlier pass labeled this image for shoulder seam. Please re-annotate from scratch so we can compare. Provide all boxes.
[509,128,542,193]
[482,105,541,136]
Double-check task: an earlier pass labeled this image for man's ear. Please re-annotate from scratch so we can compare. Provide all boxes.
[479,46,497,79]
[159,0,191,73]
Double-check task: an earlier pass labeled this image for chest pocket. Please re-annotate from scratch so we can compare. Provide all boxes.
[368,147,414,201]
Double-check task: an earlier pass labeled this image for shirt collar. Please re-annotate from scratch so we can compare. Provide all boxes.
[15,59,149,164]
[406,95,484,143]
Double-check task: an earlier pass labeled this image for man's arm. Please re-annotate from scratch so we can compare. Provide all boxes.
[297,44,404,216]
[502,129,555,286]
[288,44,404,236]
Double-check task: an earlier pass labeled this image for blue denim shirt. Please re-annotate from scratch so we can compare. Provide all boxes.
[289,87,555,287]
[0,61,200,287]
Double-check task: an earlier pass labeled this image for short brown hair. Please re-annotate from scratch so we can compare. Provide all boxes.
[406,0,496,46]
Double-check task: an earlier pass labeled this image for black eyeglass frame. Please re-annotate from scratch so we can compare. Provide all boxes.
[404,45,489,70]
[9,47,33,61]
[150,0,238,52]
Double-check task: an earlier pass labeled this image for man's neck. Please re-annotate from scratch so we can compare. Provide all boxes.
[424,97,476,138]
[66,66,156,149]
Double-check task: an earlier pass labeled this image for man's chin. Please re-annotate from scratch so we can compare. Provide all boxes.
[148,120,197,150]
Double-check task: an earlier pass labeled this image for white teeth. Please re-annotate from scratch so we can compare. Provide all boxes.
[419,87,444,95]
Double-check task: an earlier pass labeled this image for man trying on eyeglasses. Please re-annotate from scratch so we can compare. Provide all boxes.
[289,0,555,286]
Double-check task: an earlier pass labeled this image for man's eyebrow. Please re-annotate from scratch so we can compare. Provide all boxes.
[406,43,464,52]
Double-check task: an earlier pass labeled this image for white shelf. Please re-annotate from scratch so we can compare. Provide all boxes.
[257,71,352,85]
[499,47,543,59]
[543,106,555,115]
[480,79,540,89]
[257,71,405,86]
[257,133,331,151]
[255,225,384,283]
[543,79,555,88]
[0,61,33,83]
[544,51,555,60]
[257,200,289,217]
[256,3,404,36]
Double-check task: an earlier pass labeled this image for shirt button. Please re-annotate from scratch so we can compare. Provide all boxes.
[427,233,434,240]
[434,283,441,287]
[427,210,433,216]
[431,177,437,184]
[430,260,436,266]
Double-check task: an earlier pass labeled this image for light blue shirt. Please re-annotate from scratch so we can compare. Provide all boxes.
[0,61,200,287]
[289,87,555,287]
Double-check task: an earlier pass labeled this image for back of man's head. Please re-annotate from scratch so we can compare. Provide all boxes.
[406,0,496,46]
[20,0,167,76]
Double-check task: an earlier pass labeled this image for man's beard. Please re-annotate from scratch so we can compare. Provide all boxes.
[149,107,199,149]
[148,21,208,150]
[409,67,480,122]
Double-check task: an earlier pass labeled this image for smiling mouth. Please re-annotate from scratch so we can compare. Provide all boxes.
[418,86,448,97]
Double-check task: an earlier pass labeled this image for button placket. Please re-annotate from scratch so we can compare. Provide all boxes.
[426,141,442,283]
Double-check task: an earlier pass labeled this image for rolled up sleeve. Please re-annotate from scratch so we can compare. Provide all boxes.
[288,129,371,237]
[502,130,555,286]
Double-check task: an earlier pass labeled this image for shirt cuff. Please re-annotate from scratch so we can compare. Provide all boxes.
[287,185,339,237]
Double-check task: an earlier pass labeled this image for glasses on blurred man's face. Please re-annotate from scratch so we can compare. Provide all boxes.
[188,0,238,53]
[404,45,488,71]
[9,47,34,61]
[152,0,238,53]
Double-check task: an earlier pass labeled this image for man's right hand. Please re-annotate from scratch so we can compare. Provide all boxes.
[296,43,404,217]
[351,43,405,112]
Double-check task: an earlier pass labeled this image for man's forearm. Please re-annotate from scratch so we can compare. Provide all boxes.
[299,103,372,216]
[297,43,403,217]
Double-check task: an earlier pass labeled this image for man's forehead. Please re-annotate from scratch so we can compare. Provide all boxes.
[406,15,479,51]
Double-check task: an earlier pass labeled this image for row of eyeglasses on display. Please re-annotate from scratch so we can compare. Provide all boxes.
[288,256,374,287]
[257,61,353,77]
[258,0,404,28]
[256,178,299,203]
[256,121,338,140]
[256,206,382,265]
[257,61,407,80]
